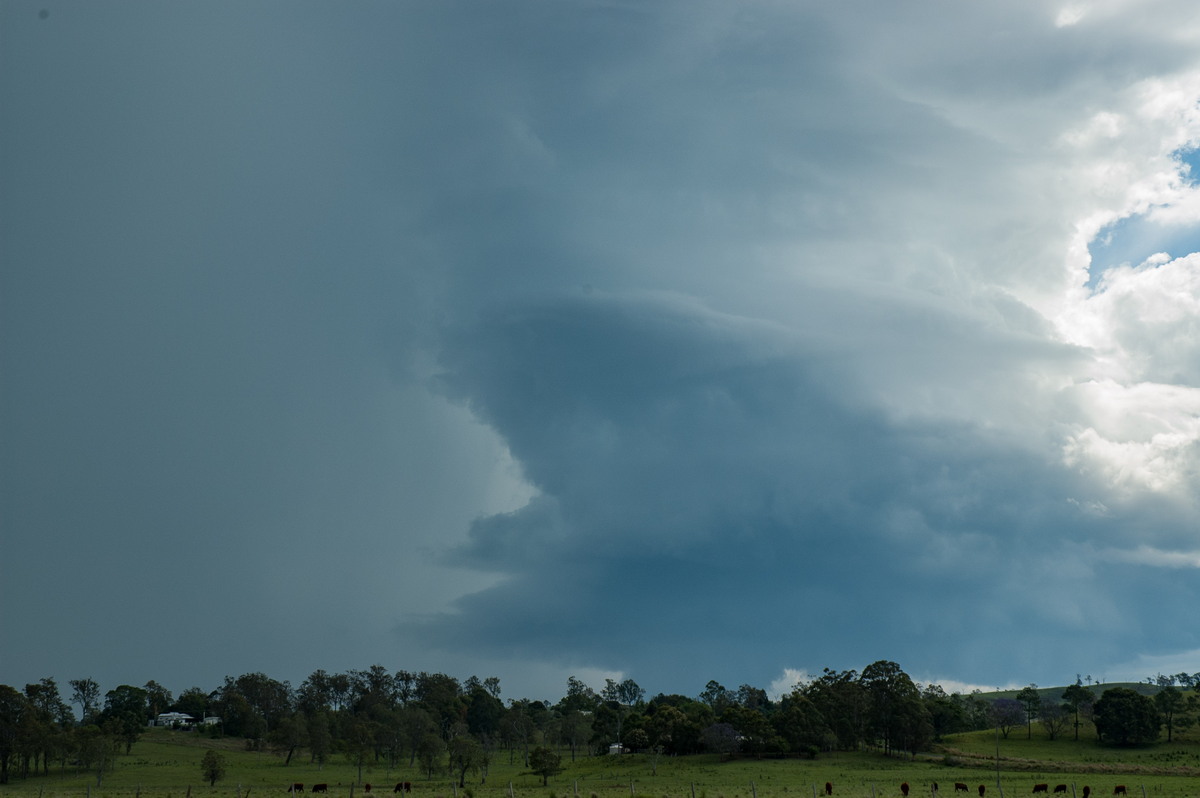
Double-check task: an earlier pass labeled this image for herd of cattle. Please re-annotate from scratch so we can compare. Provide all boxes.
[287,784,411,794]
[287,781,1131,796]
[832,783,1127,798]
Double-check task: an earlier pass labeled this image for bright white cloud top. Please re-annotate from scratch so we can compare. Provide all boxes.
[3,0,1200,701]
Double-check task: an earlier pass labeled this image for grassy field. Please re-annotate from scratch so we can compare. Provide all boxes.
[4,728,1200,798]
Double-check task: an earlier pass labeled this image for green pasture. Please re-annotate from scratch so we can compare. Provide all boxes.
[4,729,1200,798]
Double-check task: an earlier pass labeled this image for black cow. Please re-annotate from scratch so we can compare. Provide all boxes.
[826,784,833,796]
[955,785,968,793]
[290,785,304,794]
[364,786,372,794]
[979,786,986,797]
[902,784,910,797]
[1083,788,1091,798]
[1033,785,1048,794]
[394,784,412,794]
[1053,787,1067,794]
[312,785,328,794]
[1113,787,1127,796]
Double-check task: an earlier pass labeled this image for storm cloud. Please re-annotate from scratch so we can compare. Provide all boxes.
[4,0,1200,700]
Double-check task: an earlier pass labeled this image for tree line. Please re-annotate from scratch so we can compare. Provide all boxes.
[2,662,1196,786]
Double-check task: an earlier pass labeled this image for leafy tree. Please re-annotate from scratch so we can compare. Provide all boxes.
[220,673,292,735]
[701,721,739,757]
[623,727,649,752]
[1038,702,1070,741]
[859,660,930,755]
[990,698,1024,739]
[559,709,593,760]
[1014,685,1042,740]
[270,712,309,765]
[802,669,864,750]
[308,712,332,766]
[415,672,463,739]
[601,678,644,745]
[921,685,966,740]
[24,678,72,774]
[69,679,101,724]
[721,705,776,755]
[173,687,209,720]
[0,685,28,784]
[465,684,504,741]
[201,750,226,786]
[101,685,147,753]
[1062,681,1096,741]
[143,681,173,722]
[735,684,771,713]
[774,690,828,756]
[74,723,119,785]
[699,681,734,715]
[1154,685,1186,742]
[448,735,484,787]
[340,716,377,783]
[416,732,446,778]
[1093,687,1160,746]
[529,745,562,785]
[558,676,599,713]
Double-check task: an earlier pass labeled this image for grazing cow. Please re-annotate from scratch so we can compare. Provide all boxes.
[902,784,911,797]
[1033,785,1049,794]
[365,786,372,794]
[1113,788,1127,796]
[312,785,328,794]
[979,786,986,797]
[933,784,939,794]
[1054,787,1067,794]
[290,785,304,794]
[1083,788,1091,798]
[955,785,968,793]
[826,783,833,795]
[394,784,412,794]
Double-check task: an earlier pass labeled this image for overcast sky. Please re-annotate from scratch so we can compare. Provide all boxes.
[5,0,1200,706]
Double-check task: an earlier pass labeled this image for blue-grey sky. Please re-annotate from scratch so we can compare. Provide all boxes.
[5,0,1200,704]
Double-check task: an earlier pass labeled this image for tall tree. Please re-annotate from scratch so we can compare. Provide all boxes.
[1061,681,1096,741]
[0,685,28,784]
[448,735,484,787]
[1014,685,1042,740]
[200,750,226,786]
[528,746,562,785]
[1153,685,1186,742]
[699,681,734,715]
[69,679,101,724]
[559,676,599,713]
[859,661,930,755]
[142,681,173,722]
[101,685,148,753]
[1038,702,1070,741]
[24,678,72,773]
[990,698,1025,739]
[1093,687,1160,746]
[774,690,828,756]
[802,669,864,750]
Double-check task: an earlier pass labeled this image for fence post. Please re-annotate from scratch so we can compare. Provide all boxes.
[509,781,515,798]
[692,784,696,798]
[751,782,757,798]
